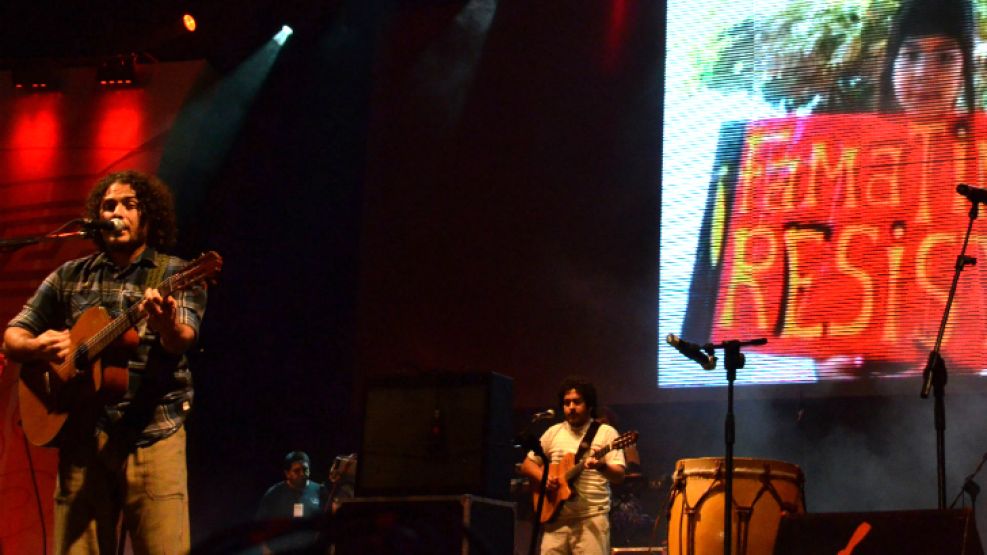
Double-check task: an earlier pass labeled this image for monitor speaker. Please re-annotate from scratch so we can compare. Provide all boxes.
[773,509,983,555]
[356,371,514,499]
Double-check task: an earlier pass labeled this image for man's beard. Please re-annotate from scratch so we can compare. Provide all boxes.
[106,229,146,252]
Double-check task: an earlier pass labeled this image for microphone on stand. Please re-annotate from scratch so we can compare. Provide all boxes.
[80,218,126,233]
[666,334,717,370]
[956,184,987,204]
[531,409,556,422]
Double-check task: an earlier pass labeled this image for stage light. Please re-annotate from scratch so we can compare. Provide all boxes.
[273,25,293,46]
[182,13,197,32]
[97,55,139,88]
[12,66,59,92]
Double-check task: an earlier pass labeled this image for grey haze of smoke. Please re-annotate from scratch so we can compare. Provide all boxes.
[734,383,987,524]
[606,382,987,544]
[409,0,498,129]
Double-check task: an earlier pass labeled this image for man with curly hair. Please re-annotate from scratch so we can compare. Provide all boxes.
[520,376,626,554]
[4,170,207,555]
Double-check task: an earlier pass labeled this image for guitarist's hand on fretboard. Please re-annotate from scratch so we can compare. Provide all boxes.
[141,287,197,355]
[583,456,606,470]
[585,455,625,484]
[142,287,178,332]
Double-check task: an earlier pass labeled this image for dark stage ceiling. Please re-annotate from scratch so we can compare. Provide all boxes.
[0,0,348,70]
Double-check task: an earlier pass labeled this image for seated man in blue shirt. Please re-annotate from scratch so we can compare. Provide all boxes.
[256,451,328,554]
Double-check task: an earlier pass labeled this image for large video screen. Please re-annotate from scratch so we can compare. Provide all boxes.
[659,0,987,387]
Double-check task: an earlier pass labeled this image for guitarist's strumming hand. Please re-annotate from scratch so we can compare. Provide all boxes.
[141,288,196,355]
[3,327,70,364]
[35,329,71,363]
[34,329,71,363]
[545,475,561,492]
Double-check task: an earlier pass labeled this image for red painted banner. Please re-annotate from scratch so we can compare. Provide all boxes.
[709,113,987,374]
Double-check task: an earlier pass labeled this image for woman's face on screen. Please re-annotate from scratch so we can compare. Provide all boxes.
[893,35,964,119]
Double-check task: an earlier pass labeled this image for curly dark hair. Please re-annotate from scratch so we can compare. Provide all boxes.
[84,170,178,252]
[557,375,598,419]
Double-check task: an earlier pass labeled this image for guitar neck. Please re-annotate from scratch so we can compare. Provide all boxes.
[78,273,181,363]
[563,443,613,482]
[592,443,615,460]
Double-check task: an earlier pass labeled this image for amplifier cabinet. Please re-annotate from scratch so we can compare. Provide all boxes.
[357,372,515,499]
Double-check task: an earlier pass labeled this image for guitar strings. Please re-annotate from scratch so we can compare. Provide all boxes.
[66,271,182,368]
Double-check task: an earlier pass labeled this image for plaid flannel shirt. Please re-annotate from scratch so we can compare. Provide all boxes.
[7,247,207,445]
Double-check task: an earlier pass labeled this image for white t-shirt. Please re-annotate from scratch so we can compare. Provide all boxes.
[528,420,626,520]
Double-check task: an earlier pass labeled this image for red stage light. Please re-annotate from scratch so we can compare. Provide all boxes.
[183,13,197,32]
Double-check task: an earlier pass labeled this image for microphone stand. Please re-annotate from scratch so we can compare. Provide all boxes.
[705,337,766,555]
[0,218,92,555]
[920,198,979,509]
[0,219,94,252]
[950,451,987,512]
[515,423,550,555]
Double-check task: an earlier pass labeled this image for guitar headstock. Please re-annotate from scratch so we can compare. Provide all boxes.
[169,251,223,292]
[613,430,639,450]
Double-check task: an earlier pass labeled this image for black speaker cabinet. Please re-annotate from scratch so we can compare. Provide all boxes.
[357,371,514,499]
[773,509,983,555]
[333,495,516,555]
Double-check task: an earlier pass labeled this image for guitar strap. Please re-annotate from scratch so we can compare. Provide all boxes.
[145,252,170,290]
[136,252,170,339]
[574,420,602,464]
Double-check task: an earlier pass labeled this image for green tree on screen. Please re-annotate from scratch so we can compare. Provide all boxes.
[696,0,987,112]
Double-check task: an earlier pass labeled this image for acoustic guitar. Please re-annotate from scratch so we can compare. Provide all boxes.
[532,429,639,523]
[17,251,222,447]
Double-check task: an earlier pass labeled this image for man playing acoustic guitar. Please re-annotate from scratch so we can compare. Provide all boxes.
[3,170,209,555]
[520,376,626,554]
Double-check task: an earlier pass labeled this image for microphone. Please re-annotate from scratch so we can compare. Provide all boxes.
[531,409,556,422]
[80,218,125,232]
[957,184,987,204]
[666,334,717,370]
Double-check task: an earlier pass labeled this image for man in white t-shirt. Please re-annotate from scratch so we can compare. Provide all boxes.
[520,376,626,554]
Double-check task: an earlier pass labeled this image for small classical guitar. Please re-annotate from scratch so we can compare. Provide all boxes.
[17,251,222,447]
[532,430,639,523]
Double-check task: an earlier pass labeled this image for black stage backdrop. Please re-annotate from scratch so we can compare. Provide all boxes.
[182,0,665,540]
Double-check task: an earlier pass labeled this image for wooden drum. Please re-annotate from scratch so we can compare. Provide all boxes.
[666,457,805,555]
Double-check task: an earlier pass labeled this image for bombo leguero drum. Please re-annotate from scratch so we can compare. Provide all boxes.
[666,457,805,555]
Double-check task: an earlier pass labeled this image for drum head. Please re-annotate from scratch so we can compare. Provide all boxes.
[673,457,804,482]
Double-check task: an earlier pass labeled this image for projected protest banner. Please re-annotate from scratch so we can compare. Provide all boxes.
[683,114,987,377]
